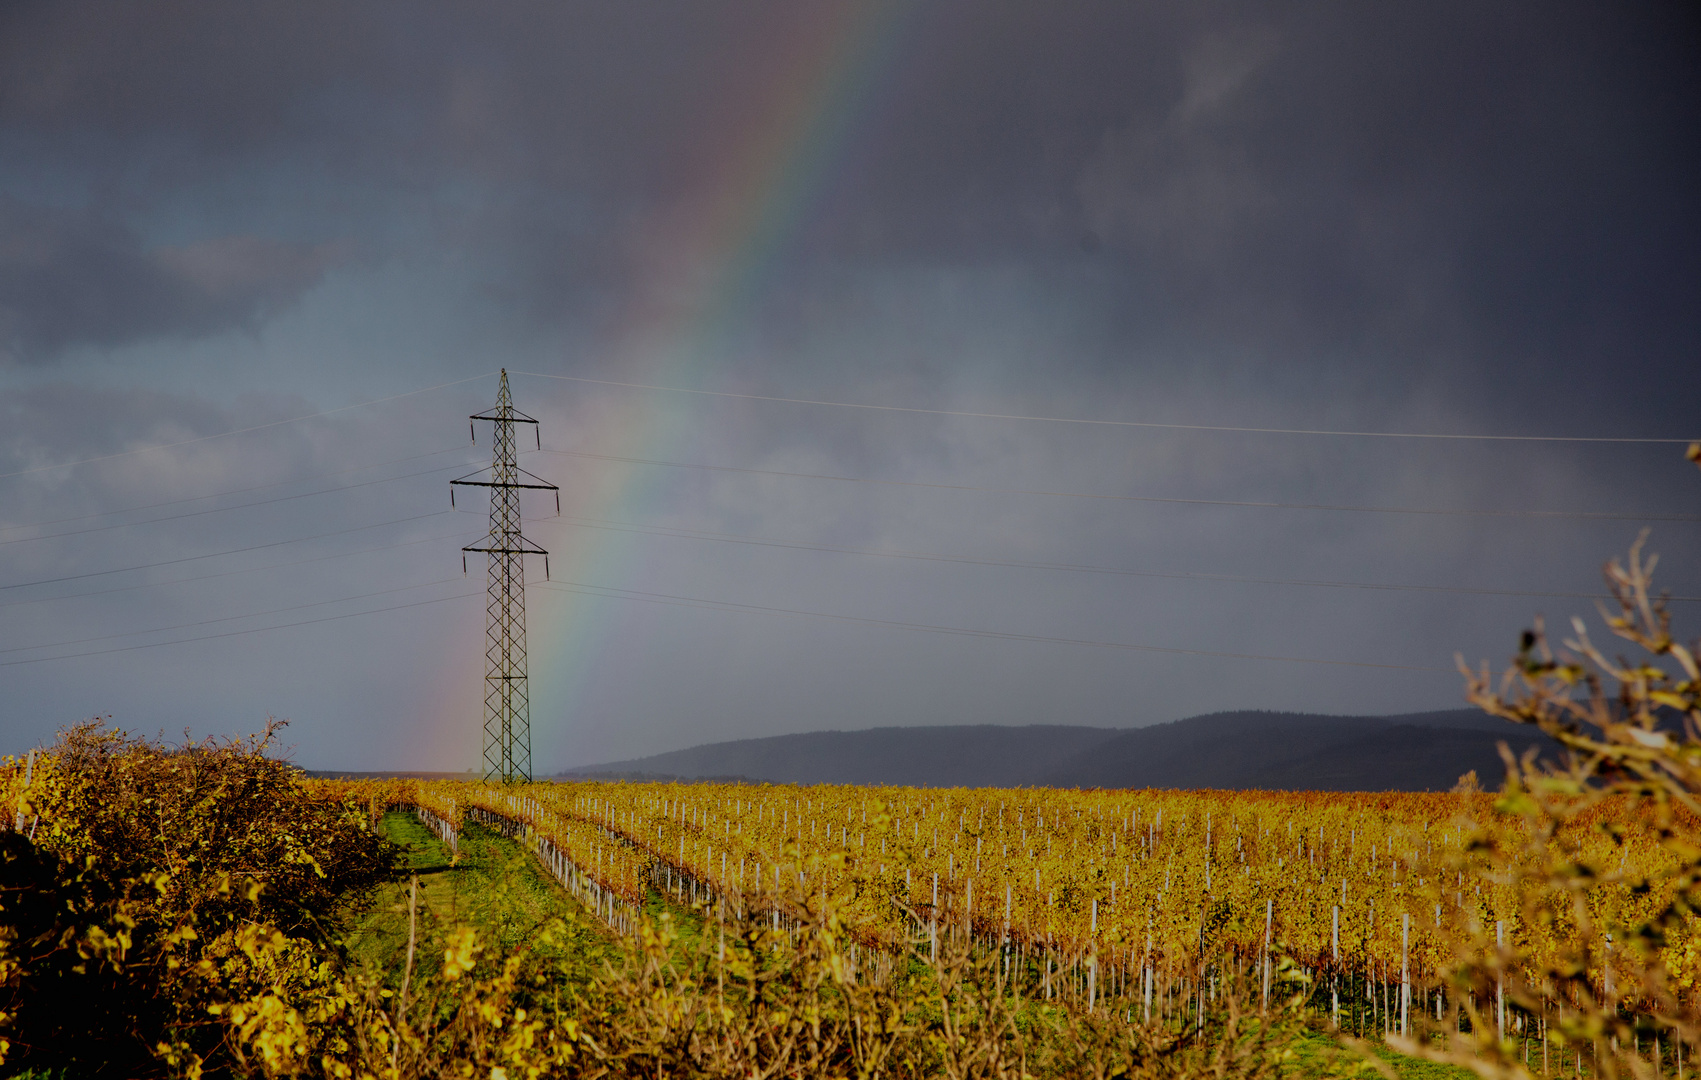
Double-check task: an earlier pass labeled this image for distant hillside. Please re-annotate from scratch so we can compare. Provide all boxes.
[565,725,1122,788]
[562,709,1555,792]
[1046,710,1550,792]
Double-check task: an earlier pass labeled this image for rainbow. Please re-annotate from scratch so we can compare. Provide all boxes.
[425,2,921,772]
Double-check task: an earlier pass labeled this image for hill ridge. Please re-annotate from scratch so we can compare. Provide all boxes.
[559,707,1550,792]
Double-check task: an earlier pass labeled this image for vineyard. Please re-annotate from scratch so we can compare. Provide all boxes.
[322,775,1687,1041]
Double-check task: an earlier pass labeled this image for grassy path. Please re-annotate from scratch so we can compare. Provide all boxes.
[340,810,619,987]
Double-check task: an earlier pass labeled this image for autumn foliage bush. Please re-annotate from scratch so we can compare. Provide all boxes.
[1388,446,1701,1078]
[0,720,394,1077]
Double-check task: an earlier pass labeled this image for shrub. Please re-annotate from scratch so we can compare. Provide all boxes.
[0,720,395,1078]
[1392,448,1701,1078]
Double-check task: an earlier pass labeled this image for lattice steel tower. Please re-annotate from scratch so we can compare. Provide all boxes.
[451,370,558,783]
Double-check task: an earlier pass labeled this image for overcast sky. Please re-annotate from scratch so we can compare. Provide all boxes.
[1,1,1697,772]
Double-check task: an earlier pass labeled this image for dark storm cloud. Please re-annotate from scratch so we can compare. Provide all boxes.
[2,1,1696,401]
[751,2,1701,431]
[1059,5,1701,409]
[0,1,836,348]
[0,199,344,363]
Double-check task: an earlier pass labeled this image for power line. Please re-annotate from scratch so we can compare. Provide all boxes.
[0,372,495,481]
[0,511,454,593]
[535,580,1446,672]
[0,525,478,611]
[530,514,1701,603]
[0,460,478,547]
[538,448,1701,523]
[0,444,471,538]
[0,590,479,669]
[514,371,1698,445]
[0,577,467,656]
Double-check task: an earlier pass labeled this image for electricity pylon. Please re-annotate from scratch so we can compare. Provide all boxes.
[451,370,558,783]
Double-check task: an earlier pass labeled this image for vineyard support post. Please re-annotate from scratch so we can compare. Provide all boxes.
[1332,904,1340,1028]
[1401,912,1410,1038]
[931,872,939,962]
[1004,882,1012,979]
[1497,920,1505,1042]
[397,874,418,1029]
[1262,898,1272,1013]
[1088,896,1097,1012]
[1144,928,1153,1025]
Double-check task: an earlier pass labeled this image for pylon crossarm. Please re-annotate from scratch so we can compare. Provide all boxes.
[451,478,558,490]
[462,541,548,555]
[450,464,559,490]
[469,408,539,424]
